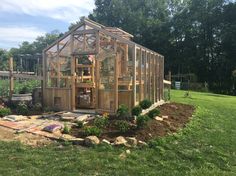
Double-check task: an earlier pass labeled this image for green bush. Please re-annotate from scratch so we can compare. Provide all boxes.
[19,86,30,94]
[148,108,160,118]
[139,99,152,109]
[136,115,149,128]
[63,123,71,134]
[0,108,11,117]
[94,116,108,128]
[115,120,130,133]
[33,103,42,112]
[116,104,130,120]
[16,102,29,115]
[76,121,84,128]
[84,126,102,137]
[132,105,142,116]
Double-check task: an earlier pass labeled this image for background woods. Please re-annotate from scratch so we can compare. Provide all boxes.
[1,0,236,95]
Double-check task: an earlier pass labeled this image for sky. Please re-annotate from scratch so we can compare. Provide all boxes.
[0,0,95,50]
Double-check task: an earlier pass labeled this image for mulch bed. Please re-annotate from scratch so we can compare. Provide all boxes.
[70,102,195,142]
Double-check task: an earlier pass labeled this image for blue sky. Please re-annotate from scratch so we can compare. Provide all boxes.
[0,0,95,49]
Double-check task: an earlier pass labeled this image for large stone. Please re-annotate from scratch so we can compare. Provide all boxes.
[84,136,100,146]
[3,115,28,122]
[126,137,137,147]
[101,139,111,145]
[138,140,148,147]
[155,116,163,121]
[76,115,89,122]
[162,115,168,120]
[71,138,84,145]
[114,136,127,146]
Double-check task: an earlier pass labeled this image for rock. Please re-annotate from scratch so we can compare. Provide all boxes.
[3,115,28,122]
[84,136,100,146]
[155,116,163,121]
[71,138,84,145]
[76,115,89,122]
[170,104,178,110]
[126,137,137,147]
[119,152,127,160]
[162,115,168,119]
[114,136,127,146]
[101,139,111,145]
[138,140,148,147]
[126,149,131,154]
[60,134,77,141]
[61,116,76,121]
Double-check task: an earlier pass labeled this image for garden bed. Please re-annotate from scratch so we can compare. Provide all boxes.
[69,102,195,142]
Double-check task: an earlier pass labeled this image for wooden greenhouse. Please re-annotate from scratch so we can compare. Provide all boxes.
[42,18,165,114]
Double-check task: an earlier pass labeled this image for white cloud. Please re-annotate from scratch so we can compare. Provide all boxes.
[0,26,46,49]
[0,0,95,22]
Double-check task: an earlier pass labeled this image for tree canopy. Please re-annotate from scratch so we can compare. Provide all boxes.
[0,0,235,95]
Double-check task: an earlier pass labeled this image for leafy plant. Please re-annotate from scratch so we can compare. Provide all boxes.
[84,126,102,137]
[116,104,130,120]
[63,123,71,134]
[136,115,149,128]
[0,108,11,117]
[16,102,29,115]
[76,121,84,128]
[148,108,160,119]
[115,120,130,133]
[94,116,108,128]
[139,99,152,109]
[132,105,142,116]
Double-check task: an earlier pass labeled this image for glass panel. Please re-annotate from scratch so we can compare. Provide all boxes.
[117,44,133,110]
[98,54,115,111]
[46,51,57,87]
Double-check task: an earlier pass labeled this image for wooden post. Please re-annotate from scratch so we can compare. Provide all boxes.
[132,45,136,107]
[114,52,119,113]
[139,49,142,102]
[148,53,151,100]
[95,31,100,111]
[70,33,75,111]
[144,50,147,99]
[95,58,100,110]
[9,57,14,100]
[57,42,60,88]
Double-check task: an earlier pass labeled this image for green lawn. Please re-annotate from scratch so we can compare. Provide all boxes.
[0,90,235,176]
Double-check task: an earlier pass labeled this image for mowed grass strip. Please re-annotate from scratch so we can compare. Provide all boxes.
[0,90,235,176]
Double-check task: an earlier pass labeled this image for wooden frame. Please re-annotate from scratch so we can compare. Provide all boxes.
[42,18,165,114]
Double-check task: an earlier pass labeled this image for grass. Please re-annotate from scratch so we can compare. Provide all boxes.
[0,90,235,175]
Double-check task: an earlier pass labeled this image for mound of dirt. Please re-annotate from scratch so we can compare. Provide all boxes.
[70,102,195,142]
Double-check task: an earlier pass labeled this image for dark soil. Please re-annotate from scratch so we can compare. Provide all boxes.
[70,102,195,142]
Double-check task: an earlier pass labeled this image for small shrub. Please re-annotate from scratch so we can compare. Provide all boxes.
[76,121,84,128]
[132,105,142,116]
[33,103,42,112]
[148,108,160,118]
[115,120,130,133]
[94,116,108,128]
[16,102,29,115]
[136,115,149,128]
[0,108,11,117]
[63,123,71,134]
[84,126,102,137]
[116,104,130,120]
[19,86,30,94]
[139,99,152,109]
